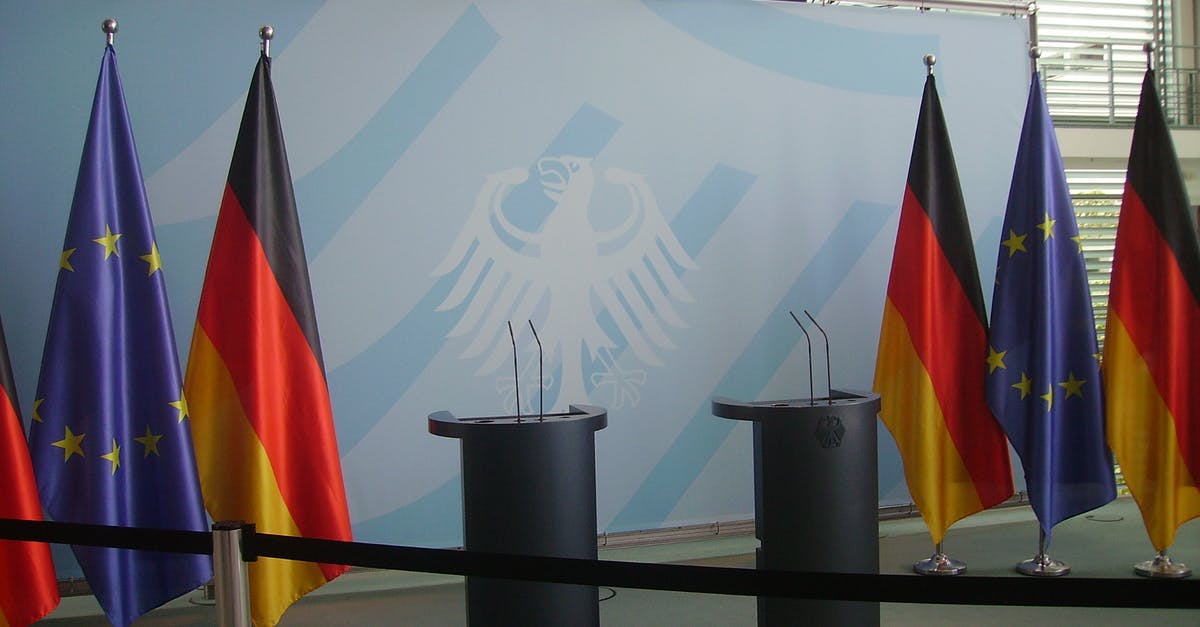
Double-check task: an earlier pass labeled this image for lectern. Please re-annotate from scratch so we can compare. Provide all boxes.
[429,405,607,627]
[712,390,881,626]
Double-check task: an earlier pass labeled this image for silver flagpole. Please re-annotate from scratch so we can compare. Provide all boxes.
[1015,38,1071,580]
[914,541,967,576]
[1127,40,1192,582]
[1017,526,1070,576]
[909,52,967,577]
[101,18,117,45]
[260,25,274,58]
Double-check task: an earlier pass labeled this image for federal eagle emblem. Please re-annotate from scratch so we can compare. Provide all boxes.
[432,155,697,412]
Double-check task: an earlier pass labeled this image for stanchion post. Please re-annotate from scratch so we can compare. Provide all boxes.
[212,520,252,627]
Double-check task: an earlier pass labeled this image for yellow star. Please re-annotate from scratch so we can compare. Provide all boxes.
[986,346,1008,374]
[1071,234,1084,254]
[51,425,86,462]
[139,242,163,276]
[134,425,162,458]
[1036,212,1057,241]
[1058,372,1087,398]
[1000,230,1028,257]
[1094,352,1103,364]
[101,438,121,475]
[169,391,189,423]
[1040,384,1055,411]
[32,398,44,423]
[59,248,77,272]
[93,224,122,260]
[1012,372,1032,399]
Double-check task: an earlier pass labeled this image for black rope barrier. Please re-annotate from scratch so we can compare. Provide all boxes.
[0,517,211,556]
[3,517,1199,609]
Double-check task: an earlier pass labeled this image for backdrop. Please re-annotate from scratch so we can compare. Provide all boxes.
[1,0,1028,572]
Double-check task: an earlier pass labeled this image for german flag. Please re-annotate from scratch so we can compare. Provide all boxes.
[0,316,59,627]
[874,74,1014,545]
[1104,69,1200,552]
[184,52,351,626]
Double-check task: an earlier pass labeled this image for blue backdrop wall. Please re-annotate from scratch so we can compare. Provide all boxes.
[1,0,1028,574]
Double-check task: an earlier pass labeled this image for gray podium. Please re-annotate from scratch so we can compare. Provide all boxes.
[429,405,607,627]
[712,390,881,627]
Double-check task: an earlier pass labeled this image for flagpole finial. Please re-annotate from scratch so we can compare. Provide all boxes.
[923,53,936,76]
[101,18,117,46]
[1143,41,1154,71]
[259,25,274,58]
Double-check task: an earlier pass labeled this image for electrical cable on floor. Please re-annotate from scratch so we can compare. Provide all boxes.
[599,586,616,602]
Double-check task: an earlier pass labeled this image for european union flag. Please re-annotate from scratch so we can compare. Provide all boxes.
[27,44,211,627]
[985,74,1116,540]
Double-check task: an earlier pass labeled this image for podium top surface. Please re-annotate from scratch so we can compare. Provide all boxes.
[712,389,880,422]
[428,404,607,438]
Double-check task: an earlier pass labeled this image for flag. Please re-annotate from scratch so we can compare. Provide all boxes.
[1104,69,1200,552]
[874,73,1014,545]
[0,315,59,626]
[26,45,212,627]
[184,51,352,626]
[985,74,1115,540]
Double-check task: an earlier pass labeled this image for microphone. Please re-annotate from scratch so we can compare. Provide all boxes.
[788,311,816,406]
[528,320,544,420]
[804,310,833,406]
[507,321,521,421]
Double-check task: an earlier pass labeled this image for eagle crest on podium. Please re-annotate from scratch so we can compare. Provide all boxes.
[432,156,697,411]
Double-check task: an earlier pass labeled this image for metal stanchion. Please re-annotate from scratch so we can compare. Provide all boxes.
[212,521,252,627]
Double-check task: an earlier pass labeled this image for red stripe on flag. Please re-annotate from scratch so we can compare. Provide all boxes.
[1108,184,1200,476]
[887,186,1013,508]
[0,388,59,625]
[196,184,352,564]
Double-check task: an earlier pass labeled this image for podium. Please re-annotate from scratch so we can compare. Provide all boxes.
[429,405,607,627]
[712,390,881,626]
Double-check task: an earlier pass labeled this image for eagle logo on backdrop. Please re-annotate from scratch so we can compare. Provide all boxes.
[433,156,696,412]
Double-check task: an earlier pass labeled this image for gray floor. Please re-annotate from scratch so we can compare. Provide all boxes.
[38,497,1200,625]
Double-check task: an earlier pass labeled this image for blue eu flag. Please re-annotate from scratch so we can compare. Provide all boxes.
[28,45,212,627]
[985,74,1116,540]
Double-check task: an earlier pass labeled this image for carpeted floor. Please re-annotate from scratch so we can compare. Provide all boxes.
[38,497,1200,625]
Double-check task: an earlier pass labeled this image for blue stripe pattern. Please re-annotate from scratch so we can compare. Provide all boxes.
[609,200,894,531]
[295,5,501,257]
[643,0,938,97]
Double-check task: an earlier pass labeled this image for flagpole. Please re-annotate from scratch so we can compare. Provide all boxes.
[907,51,975,577]
[1016,527,1070,576]
[102,17,117,45]
[914,541,966,576]
[1121,40,1194,579]
[260,24,273,58]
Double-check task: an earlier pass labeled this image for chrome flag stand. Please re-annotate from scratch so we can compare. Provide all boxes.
[1016,528,1069,577]
[1135,550,1192,579]
[913,542,966,576]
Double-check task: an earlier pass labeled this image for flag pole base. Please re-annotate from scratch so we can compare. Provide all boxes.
[1017,552,1070,577]
[913,552,966,576]
[1134,552,1191,579]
